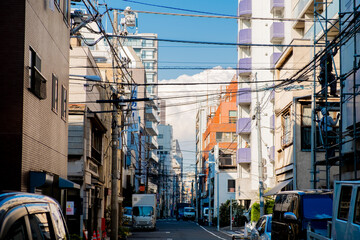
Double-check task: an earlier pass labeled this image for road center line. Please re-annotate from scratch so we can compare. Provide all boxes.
[199,225,227,240]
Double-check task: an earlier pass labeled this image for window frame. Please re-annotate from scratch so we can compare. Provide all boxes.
[61,85,67,121]
[51,74,58,113]
[229,110,237,124]
[227,179,235,192]
[338,185,353,221]
[354,187,360,225]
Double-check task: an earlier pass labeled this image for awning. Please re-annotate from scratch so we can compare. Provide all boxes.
[59,177,80,190]
[264,179,293,196]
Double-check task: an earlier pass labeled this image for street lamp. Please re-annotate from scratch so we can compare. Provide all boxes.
[69,74,101,81]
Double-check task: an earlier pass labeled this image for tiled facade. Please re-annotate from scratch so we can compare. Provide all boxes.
[0,1,70,192]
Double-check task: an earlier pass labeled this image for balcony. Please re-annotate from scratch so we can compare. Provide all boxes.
[271,0,284,13]
[238,28,252,45]
[237,88,251,105]
[270,90,275,102]
[271,52,282,68]
[270,22,284,43]
[270,114,275,132]
[145,121,158,136]
[236,118,251,134]
[145,106,160,122]
[149,151,159,163]
[238,58,252,76]
[238,0,252,17]
[269,146,275,162]
[292,0,311,19]
[237,148,251,164]
[148,136,158,149]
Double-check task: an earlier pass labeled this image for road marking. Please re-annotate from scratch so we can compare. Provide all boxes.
[167,239,172,240]
[166,232,170,234]
[199,225,227,240]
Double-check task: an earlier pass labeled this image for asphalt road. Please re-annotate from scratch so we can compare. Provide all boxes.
[128,219,233,240]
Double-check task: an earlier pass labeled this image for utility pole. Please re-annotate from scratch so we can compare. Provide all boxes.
[195,160,198,222]
[255,73,264,217]
[230,198,233,231]
[110,93,119,240]
[110,9,119,240]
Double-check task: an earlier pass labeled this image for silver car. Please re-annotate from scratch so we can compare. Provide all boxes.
[250,214,272,240]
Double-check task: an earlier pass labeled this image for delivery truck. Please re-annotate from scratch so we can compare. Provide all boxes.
[132,194,157,230]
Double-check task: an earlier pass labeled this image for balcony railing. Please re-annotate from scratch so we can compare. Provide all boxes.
[270,22,284,43]
[281,131,292,146]
[237,148,251,164]
[145,107,160,122]
[238,0,252,16]
[237,118,251,134]
[238,58,252,75]
[145,121,158,136]
[237,88,251,105]
[271,0,284,12]
[238,28,252,44]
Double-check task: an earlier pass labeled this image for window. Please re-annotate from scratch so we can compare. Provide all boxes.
[82,38,95,50]
[158,134,163,139]
[144,62,154,70]
[146,73,154,82]
[228,179,235,192]
[281,110,291,146]
[91,126,102,162]
[63,0,69,23]
[5,217,28,240]
[29,47,47,99]
[142,39,154,47]
[216,132,236,142]
[52,74,58,113]
[146,86,154,95]
[229,110,237,123]
[54,0,60,10]
[142,50,154,59]
[338,186,353,220]
[61,86,67,120]
[29,213,53,240]
[158,146,163,150]
[49,204,67,240]
[354,188,360,225]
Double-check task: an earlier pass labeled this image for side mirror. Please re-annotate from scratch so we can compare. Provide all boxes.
[258,227,264,234]
[284,212,297,222]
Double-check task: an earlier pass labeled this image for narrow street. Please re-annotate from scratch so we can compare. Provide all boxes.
[128,219,233,240]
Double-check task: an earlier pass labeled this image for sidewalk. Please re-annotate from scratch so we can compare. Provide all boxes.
[218,226,250,239]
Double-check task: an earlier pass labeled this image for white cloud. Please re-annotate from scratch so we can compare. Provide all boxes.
[158,67,236,164]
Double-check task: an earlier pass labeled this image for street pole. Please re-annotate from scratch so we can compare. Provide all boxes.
[195,161,198,222]
[110,94,119,240]
[217,172,219,231]
[255,73,264,217]
[230,198,232,231]
[208,167,212,226]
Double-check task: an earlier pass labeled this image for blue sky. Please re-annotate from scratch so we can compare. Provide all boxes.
[106,0,238,80]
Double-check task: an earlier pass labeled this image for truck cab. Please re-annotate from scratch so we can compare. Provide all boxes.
[330,181,360,239]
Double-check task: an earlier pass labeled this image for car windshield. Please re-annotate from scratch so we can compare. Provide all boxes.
[302,195,332,219]
[185,208,195,212]
[133,206,153,217]
[124,208,132,215]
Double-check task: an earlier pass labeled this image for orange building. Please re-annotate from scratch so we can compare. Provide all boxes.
[202,75,238,170]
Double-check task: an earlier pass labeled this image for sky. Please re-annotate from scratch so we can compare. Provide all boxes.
[76,0,239,171]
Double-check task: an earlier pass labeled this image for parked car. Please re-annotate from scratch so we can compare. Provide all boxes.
[272,190,333,240]
[183,207,196,220]
[203,207,209,224]
[123,206,132,226]
[0,192,69,239]
[250,214,272,240]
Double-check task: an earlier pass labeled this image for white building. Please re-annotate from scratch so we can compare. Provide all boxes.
[236,0,291,206]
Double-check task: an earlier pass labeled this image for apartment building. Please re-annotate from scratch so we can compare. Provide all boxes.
[0,0,78,200]
[271,0,340,191]
[236,0,292,205]
[201,76,238,216]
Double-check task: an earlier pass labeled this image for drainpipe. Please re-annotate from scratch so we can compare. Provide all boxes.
[292,95,311,190]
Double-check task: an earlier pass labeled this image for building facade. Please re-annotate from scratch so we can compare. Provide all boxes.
[0,0,76,201]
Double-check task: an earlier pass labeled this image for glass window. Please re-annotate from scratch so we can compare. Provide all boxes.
[158,134,163,139]
[354,188,360,225]
[61,86,67,120]
[52,74,58,113]
[229,110,237,123]
[282,111,291,146]
[144,62,154,70]
[49,204,67,240]
[158,146,163,150]
[133,206,153,216]
[142,50,154,59]
[302,195,332,219]
[29,213,53,240]
[228,180,235,192]
[5,217,28,240]
[146,74,154,82]
[142,39,154,47]
[338,186,353,220]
